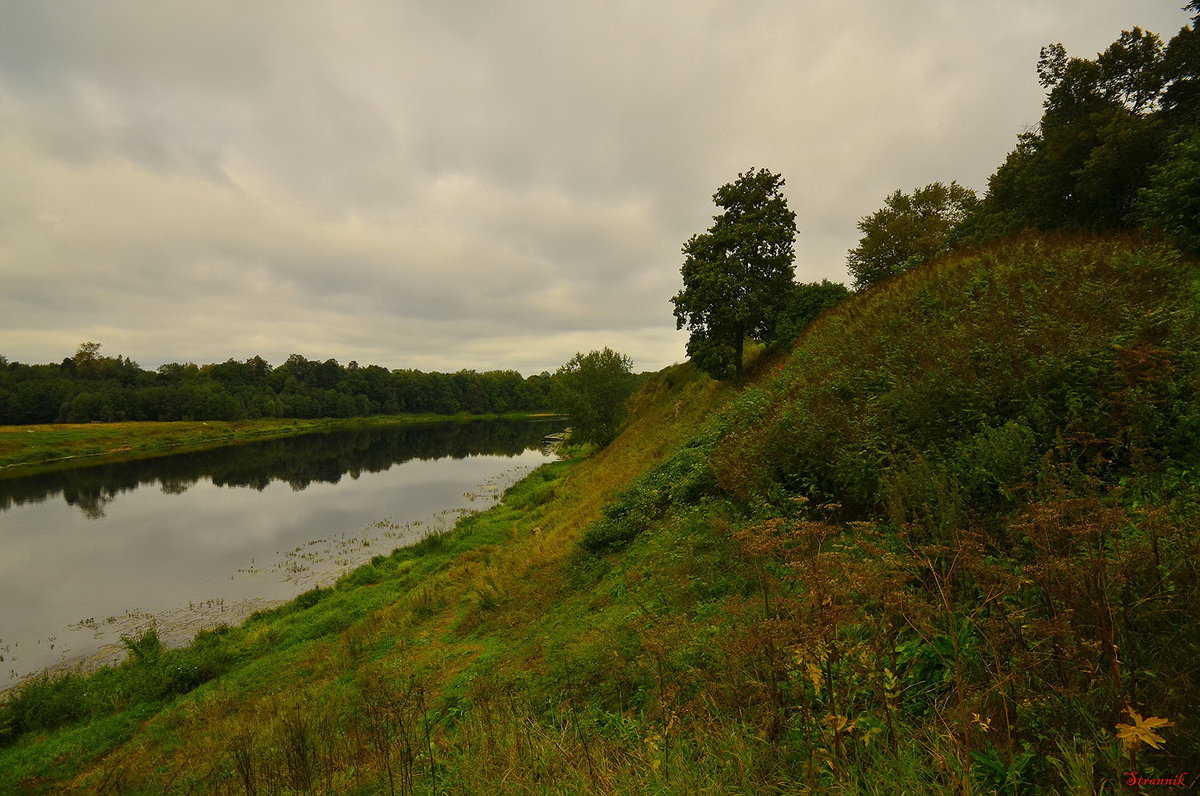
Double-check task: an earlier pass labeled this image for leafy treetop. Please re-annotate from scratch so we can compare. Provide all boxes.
[551,348,637,447]
[961,15,1197,242]
[846,181,977,290]
[672,168,797,379]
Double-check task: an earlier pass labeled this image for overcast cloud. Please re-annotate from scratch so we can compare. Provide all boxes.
[0,1,1191,374]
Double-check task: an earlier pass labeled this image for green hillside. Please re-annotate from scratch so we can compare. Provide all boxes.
[3,234,1198,793]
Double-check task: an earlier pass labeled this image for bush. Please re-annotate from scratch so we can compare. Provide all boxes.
[341,563,384,587]
[120,626,162,665]
[579,432,718,554]
[0,673,89,743]
[293,587,330,610]
[773,280,852,345]
[1138,132,1200,254]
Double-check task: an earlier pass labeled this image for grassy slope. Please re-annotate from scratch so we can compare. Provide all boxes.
[0,412,558,474]
[5,234,1200,793]
[0,363,731,793]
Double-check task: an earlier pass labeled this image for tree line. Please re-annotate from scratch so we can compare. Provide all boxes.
[675,5,1199,378]
[848,6,1199,289]
[0,343,555,425]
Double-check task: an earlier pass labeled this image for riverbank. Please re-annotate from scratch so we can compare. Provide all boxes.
[0,419,558,693]
[0,412,561,475]
[6,238,1200,791]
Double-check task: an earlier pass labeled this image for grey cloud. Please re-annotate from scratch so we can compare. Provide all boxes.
[0,0,1191,375]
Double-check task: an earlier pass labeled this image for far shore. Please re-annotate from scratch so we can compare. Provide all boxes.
[0,412,563,476]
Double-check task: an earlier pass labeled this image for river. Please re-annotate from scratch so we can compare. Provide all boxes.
[0,418,564,689]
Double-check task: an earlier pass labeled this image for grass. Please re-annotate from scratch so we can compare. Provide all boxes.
[0,359,736,793]
[0,458,570,790]
[0,411,561,475]
[4,234,1199,793]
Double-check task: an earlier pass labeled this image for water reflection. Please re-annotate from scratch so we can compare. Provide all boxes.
[0,419,563,518]
[0,418,564,687]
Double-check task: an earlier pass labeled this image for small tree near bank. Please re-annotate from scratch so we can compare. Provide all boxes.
[552,348,638,447]
[672,168,798,379]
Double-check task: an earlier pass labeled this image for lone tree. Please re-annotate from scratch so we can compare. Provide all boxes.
[672,167,797,379]
[552,348,638,447]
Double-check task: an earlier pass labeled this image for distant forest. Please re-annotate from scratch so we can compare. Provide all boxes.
[0,344,554,424]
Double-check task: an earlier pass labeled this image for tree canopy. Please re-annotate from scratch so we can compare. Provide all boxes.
[959,19,1198,243]
[846,182,977,290]
[672,168,797,379]
[551,348,637,447]
[0,345,555,425]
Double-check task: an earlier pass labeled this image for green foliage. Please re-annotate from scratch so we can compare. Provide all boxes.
[847,181,977,289]
[552,348,638,447]
[0,673,90,743]
[688,234,1200,781]
[579,430,719,554]
[672,167,798,378]
[0,344,555,425]
[716,236,1200,519]
[962,19,1199,243]
[0,624,238,748]
[772,279,851,345]
[119,625,162,665]
[1161,11,1200,125]
[501,461,565,509]
[1138,130,1200,253]
[340,563,384,587]
[293,586,331,610]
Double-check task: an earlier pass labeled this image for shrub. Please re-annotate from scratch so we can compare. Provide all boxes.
[293,586,330,610]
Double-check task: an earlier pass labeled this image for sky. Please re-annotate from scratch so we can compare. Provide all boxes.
[0,1,1192,376]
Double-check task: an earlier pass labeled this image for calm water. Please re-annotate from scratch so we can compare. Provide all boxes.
[0,419,563,687]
